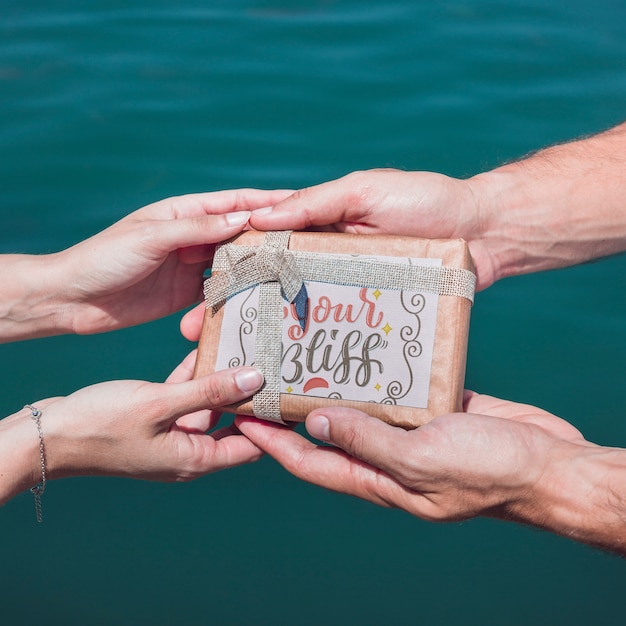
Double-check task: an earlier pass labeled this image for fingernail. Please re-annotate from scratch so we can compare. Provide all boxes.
[235,367,264,393]
[307,414,330,441]
[253,206,273,216]
[226,210,251,226]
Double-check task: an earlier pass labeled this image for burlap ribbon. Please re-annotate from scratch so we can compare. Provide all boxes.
[204,231,477,423]
[205,230,303,308]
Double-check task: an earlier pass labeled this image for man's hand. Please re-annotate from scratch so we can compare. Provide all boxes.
[248,169,500,290]
[235,394,626,554]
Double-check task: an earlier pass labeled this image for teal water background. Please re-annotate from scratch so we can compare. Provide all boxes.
[1,1,626,624]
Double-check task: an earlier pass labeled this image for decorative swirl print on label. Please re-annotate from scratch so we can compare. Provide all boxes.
[382,283,425,404]
[230,287,258,368]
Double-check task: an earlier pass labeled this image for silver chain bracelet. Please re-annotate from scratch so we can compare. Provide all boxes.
[24,404,47,523]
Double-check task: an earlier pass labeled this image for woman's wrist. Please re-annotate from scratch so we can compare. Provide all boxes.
[0,253,74,342]
[0,407,43,506]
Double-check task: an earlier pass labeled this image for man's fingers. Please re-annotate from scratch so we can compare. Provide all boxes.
[235,415,411,509]
[463,390,585,440]
[249,174,374,231]
[304,408,417,480]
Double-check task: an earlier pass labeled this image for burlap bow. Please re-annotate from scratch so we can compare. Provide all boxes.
[205,231,303,311]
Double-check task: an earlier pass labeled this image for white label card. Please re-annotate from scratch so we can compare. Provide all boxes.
[214,255,441,409]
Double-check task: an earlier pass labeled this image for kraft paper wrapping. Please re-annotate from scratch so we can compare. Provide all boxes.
[193,230,475,429]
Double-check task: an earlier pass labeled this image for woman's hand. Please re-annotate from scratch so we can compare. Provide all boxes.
[1,189,292,341]
[58,189,293,334]
[47,363,265,481]
[0,355,265,505]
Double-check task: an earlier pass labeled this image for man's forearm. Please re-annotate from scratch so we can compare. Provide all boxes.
[508,440,626,556]
[0,254,72,343]
[469,122,626,282]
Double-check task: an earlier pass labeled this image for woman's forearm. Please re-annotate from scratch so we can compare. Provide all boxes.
[0,254,72,343]
[469,122,626,282]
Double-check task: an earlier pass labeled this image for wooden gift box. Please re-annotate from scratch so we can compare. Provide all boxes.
[194,230,475,429]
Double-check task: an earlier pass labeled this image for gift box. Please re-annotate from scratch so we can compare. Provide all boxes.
[193,230,475,429]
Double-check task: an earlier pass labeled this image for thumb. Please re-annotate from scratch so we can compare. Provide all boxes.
[305,408,412,478]
[179,302,206,342]
[153,367,264,425]
[149,211,252,253]
[249,175,369,231]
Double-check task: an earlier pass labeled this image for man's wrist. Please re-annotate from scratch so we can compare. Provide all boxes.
[467,124,626,282]
[467,166,572,282]
[506,440,626,554]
